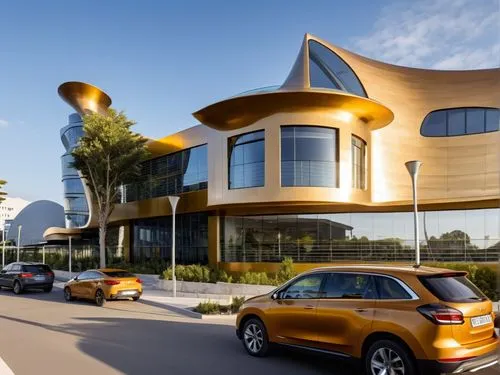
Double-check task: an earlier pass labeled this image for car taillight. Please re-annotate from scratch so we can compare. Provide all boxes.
[47,272,54,278]
[104,280,120,285]
[19,273,33,278]
[136,278,143,284]
[417,304,464,325]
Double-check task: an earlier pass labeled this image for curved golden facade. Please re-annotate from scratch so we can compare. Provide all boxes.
[58,81,112,115]
[49,35,499,273]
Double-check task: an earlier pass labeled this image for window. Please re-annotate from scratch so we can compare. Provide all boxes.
[77,271,92,280]
[63,178,85,194]
[374,276,412,300]
[282,274,324,299]
[322,273,376,299]
[228,130,265,189]
[419,274,487,303]
[308,40,367,97]
[11,264,21,272]
[125,144,208,202]
[133,212,208,265]
[22,265,51,274]
[351,136,366,190]
[103,271,135,278]
[421,108,499,137]
[281,126,338,187]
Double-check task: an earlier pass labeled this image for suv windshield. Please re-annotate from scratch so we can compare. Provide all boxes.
[22,265,52,274]
[419,273,487,303]
[103,271,135,278]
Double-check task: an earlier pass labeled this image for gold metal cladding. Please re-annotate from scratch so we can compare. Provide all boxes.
[193,89,394,131]
[43,227,82,241]
[58,81,112,115]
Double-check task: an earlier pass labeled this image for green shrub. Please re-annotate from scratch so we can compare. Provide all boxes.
[276,256,297,284]
[210,269,233,283]
[238,271,271,285]
[194,301,221,314]
[231,296,246,313]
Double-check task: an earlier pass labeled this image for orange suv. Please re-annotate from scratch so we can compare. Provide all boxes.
[236,265,499,374]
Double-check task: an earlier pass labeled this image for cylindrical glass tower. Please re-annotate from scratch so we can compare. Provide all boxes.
[60,113,89,228]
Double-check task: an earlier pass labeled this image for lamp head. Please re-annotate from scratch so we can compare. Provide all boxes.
[405,160,423,177]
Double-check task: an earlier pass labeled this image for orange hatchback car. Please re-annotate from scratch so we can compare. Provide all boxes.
[64,268,143,306]
[236,265,498,375]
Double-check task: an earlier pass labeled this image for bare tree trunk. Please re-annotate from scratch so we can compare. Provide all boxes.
[99,216,107,269]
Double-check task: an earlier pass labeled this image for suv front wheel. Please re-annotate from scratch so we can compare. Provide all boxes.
[365,339,415,375]
[242,318,269,357]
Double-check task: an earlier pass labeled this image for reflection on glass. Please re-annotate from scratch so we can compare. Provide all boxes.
[220,209,500,263]
[308,40,367,97]
[228,131,265,189]
[281,126,338,187]
[421,108,499,137]
[125,144,208,202]
[132,213,208,264]
[63,178,85,194]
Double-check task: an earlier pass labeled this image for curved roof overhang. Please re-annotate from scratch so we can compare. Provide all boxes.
[193,88,394,131]
[58,81,112,115]
[43,227,83,242]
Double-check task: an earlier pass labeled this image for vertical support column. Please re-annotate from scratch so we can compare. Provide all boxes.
[208,215,220,268]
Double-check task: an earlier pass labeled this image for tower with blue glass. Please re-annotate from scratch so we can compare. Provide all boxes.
[58,82,112,229]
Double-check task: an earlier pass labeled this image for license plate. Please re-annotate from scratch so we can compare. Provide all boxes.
[34,276,45,281]
[471,314,492,328]
[121,290,137,295]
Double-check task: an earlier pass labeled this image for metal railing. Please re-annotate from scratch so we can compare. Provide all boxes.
[221,239,500,263]
[0,245,125,272]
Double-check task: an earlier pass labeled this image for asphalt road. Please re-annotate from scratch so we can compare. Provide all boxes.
[0,287,354,375]
[0,287,498,375]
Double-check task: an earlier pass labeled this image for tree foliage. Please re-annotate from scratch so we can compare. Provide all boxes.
[72,108,149,267]
[0,180,6,203]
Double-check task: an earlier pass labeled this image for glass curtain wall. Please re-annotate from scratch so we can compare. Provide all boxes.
[281,126,338,187]
[228,130,265,189]
[132,212,208,264]
[220,209,499,263]
[124,144,208,202]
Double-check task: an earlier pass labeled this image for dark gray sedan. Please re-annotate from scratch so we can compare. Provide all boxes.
[0,262,54,294]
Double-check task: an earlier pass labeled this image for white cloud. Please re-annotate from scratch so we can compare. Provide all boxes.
[351,0,500,70]
[0,119,8,128]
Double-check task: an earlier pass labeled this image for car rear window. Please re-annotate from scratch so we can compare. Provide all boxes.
[22,265,52,273]
[419,274,487,303]
[103,271,135,278]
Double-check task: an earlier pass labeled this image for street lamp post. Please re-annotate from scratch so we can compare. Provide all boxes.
[405,160,423,267]
[16,225,22,262]
[2,226,5,268]
[68,236,72,279]
[167,196,180,298]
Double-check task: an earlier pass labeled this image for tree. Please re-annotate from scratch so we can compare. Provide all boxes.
[0,180,6,203]
[72,109,149,268]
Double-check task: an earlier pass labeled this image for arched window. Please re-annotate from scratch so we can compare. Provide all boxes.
[421,108,499,137]
[308,40,367,98]
[228,130,265,189]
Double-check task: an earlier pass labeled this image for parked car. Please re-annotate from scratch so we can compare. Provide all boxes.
[63,268,143,307]
[0,262,55,294]
[236,265,498,375]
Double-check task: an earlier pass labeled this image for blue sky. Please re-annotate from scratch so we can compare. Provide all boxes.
[1,0,498,203]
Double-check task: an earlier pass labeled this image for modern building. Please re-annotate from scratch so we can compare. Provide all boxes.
[45,34,499,273]
[0,196,30,231]
[7,200,64,246]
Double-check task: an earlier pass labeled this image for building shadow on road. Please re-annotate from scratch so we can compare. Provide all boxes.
[0,312,356,375]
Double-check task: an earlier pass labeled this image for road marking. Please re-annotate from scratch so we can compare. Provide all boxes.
[0,355,14,375]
